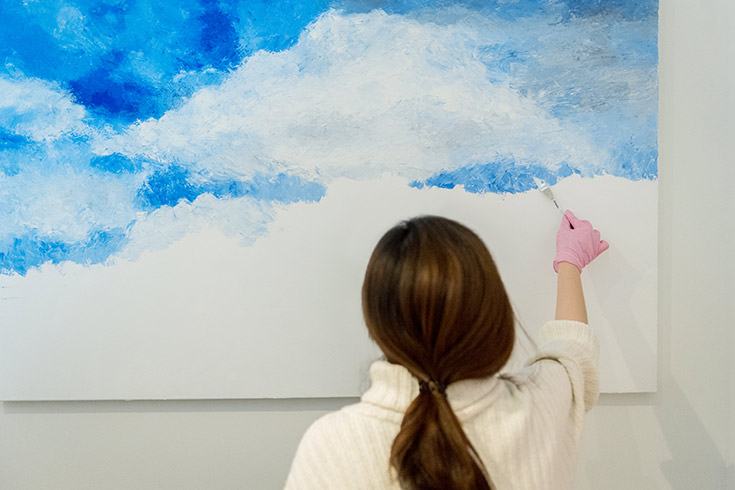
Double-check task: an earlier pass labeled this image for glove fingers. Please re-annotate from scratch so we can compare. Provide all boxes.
[555,210,609,272]
[564,210,578,228]
[561,214,572,230]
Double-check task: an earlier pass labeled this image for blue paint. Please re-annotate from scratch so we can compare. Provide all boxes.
[0,227,128,276]
[67,227,130,267]
[209,173,326,203]
[1,1,658,275]
[0,0,332,122]
[475,43,530,80]
[557,163,577,179]
[136,167,327,211]
[611,140,658,181]
[337,0,541,17]
[0,3,75,82]
[0,129,29,150]
[0,148,32,177]
[195,3,240,69]
[489,0,551,21]
[90,153,144,174]
[69,70,158,121]
[338,0,656,19]
[412,158,580,195]
[0,0,657,123]
[0,236,69,276]
[136,166,203,210]
[87,2,128,31]
[415,146,658,195]
[233,0,329,55]
[564,0,657,21]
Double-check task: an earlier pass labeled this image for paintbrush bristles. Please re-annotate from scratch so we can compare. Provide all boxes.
[533,177,564,213]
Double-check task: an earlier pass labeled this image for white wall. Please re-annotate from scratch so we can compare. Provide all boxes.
[576,0,735,486]
[1,0,733,488]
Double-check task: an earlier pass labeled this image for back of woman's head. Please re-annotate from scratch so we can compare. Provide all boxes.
[362,216,515,490]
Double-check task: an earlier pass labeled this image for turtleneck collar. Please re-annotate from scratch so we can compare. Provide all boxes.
[360,360,504,420]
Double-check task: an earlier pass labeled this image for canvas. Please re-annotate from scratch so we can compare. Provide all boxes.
[0,0,658,400]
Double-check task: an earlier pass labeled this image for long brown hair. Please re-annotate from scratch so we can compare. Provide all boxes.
[362,216,515,490]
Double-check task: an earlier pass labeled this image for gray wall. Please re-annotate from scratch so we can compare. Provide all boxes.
[1,0,733,488]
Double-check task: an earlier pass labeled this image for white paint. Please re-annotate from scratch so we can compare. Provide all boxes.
[0,76,88,142]
[118,193,275,260]
[97,8,641,183]
[0,174,656,400]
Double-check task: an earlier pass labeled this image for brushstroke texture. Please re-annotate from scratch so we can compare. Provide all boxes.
[0,0,658,275]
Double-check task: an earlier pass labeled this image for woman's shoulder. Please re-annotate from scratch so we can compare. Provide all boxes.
[300,405,355,444]
[285,403,398,489]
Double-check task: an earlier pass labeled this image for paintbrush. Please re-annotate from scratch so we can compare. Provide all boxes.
[533,177,572,228]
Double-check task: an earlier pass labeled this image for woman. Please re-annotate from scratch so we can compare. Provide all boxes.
[285,211,608,490]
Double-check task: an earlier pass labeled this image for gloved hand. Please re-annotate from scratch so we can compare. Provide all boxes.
[553,210,609,273]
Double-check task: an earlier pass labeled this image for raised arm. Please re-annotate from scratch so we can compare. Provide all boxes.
[556,262,587,322]
[553,210,609,323]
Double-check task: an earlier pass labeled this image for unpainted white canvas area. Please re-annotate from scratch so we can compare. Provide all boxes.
[0,174,656,400]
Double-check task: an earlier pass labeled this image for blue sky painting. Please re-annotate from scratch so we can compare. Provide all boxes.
[0,0,658,276]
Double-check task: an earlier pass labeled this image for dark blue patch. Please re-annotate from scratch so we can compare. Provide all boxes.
[1,0,334,123]
[412,158,582,194]
[195,3,241,69]
[68,51,160,121]
[90,153,144,174]
[136,165,204,209]
[0,129,30,149]
[0,227,128,276]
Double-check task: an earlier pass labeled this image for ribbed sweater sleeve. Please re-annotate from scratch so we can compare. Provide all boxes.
[526,319,600,412]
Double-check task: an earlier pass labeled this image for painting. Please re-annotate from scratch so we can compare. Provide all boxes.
[0,0,658,400]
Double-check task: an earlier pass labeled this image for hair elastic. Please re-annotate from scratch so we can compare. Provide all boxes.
[419,379,447,396]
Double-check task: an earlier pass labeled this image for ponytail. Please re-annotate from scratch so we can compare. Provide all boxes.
[391,389,491,490]
[362,216,514,490]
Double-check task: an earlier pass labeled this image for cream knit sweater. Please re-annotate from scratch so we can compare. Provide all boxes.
[284,320,599,490]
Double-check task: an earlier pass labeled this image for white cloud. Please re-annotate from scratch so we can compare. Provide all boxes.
[0,76,89,141]
[97,9,608,183]
[0,166,139,242]
[116,193,276,261]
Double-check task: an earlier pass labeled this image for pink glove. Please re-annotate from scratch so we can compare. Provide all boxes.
[553,210,609,273]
